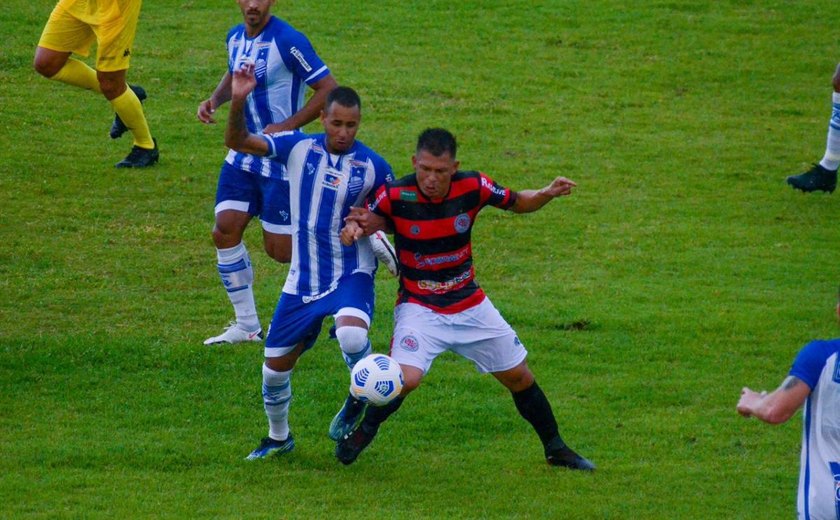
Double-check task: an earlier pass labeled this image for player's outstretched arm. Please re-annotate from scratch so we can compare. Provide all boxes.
[197,72,232,124]
[224,63,269,156]
[736,376,810,425]
[510,176,577,214]
[263,74,338,134]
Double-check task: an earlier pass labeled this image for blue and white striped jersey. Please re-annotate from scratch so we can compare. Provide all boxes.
[789,339,840,520]
[262,131,394,297]
[224,16,330,178]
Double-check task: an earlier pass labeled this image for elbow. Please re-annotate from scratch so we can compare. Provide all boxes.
[224,133,240,151]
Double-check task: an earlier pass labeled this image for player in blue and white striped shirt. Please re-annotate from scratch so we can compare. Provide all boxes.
[738,294,840,519]
[198,0,336,346]
[225,62,395,459]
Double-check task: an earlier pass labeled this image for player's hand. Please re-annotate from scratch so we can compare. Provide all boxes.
[340,221,364,246]
[197,99,216,124]
[736,387,762,417]
[231,61,257,101]
[344,206,388,235]
[541,177,577,198]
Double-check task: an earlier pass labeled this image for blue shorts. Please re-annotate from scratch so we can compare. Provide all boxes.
[264,272,376,358]
[214,162,291,234]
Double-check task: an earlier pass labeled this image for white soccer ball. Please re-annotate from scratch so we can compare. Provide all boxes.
[350,354,404,406]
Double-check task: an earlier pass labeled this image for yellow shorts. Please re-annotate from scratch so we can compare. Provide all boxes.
[37,0,142,72]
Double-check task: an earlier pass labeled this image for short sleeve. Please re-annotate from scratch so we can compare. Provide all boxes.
[789,339,840,390]
[264,131,306,162]
[277,29,330,85]
[369,185,391,217]
[478,172,515,210]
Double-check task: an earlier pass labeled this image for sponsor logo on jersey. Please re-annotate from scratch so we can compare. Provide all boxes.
[830,461,840,518]
[481,176,507,197]
[373,189,388,208]
[417,270,471,293]
[400,190,418,201]
[323,170,343,190]
[400,335,419,352]
[414,248,468,269]
[833,355,840,383]
[290,46,313,72]
[454,213,471,233]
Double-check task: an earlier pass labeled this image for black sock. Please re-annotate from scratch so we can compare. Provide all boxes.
[361,396,404,434]
[511,381,563,448]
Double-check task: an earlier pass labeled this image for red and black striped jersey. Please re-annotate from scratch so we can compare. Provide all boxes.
[370,170,516,313]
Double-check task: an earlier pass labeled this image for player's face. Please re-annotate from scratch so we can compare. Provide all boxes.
[321,102,361,154]
[413,149,459,199]
[237,0,274,32]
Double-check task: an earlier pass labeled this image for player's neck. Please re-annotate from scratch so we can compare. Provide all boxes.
[244,17,271,38]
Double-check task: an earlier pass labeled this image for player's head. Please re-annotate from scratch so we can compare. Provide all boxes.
[413,128,460,199]
[321,86,362,154]
[238,0,275,34]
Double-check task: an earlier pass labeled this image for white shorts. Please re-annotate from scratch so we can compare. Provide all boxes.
[390,298,527,375]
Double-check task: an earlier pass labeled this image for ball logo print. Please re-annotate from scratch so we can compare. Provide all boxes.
[349,354,404,406]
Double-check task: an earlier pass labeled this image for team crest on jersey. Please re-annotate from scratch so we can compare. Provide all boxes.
[410,225,421,235]
[347,176,364,198]
[400,335,419,352]
[454,213,471,233]
[254,58,268,79]
[400,190,418,201]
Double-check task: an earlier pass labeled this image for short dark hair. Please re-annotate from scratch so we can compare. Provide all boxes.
[325,86,361,111]
[416,128,457,158]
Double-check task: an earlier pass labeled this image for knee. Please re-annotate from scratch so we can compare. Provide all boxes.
[212,223,243,249]
[400,372,423,395]
[498,364,535,393]
[832,64,840,92]
[335,326,369,354]
[33,54,61,78]
[264,241,291,263]
[399,365,423,395]
[265,355,296,373]
[96,72,126,99]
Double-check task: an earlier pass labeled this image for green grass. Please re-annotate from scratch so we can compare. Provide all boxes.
[3,0,840,518]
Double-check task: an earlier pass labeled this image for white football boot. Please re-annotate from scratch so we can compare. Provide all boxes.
[203,321,264,345]
[369,230,399,277]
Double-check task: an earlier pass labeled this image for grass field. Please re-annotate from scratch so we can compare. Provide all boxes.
[3,0,840,518]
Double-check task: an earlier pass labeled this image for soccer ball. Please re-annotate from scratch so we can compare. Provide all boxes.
[350,354,404,406]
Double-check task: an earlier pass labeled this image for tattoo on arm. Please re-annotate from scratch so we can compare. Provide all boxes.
[781,376,801,391]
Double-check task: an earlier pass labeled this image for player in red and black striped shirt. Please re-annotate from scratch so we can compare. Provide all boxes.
[336,128,594,470]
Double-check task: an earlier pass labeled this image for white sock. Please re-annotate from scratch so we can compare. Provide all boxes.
[216,243,260,331]
[820,92,840,171]
[262,364,292,441]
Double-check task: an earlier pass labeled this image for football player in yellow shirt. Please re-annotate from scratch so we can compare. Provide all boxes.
[34,0,158,168]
